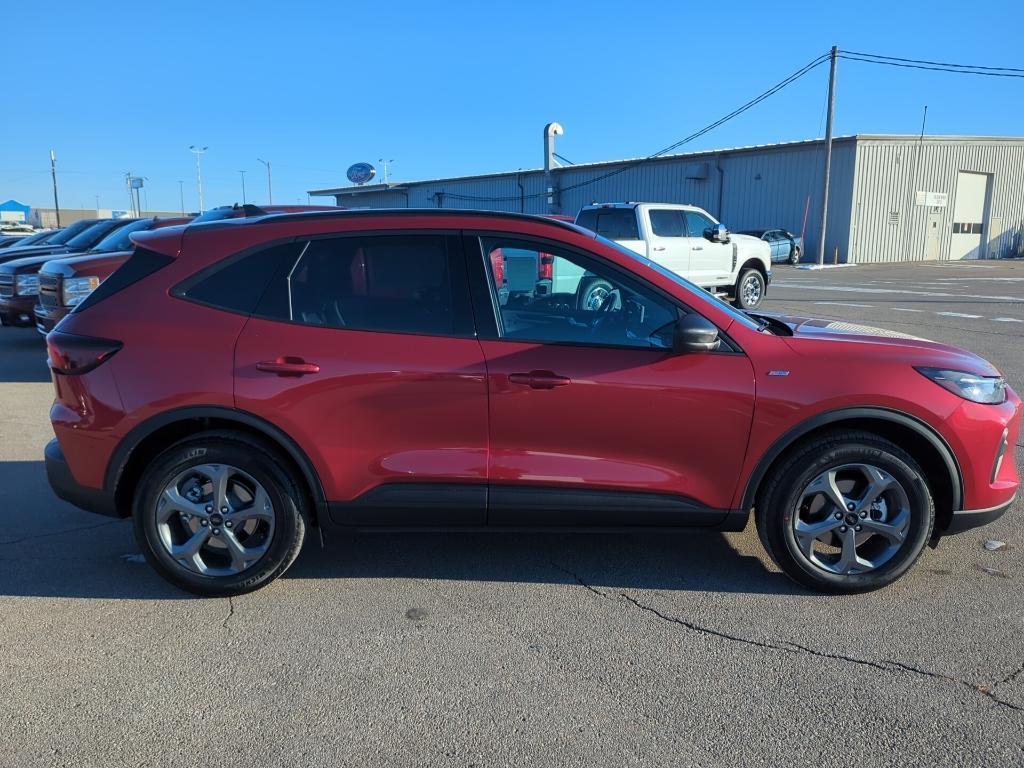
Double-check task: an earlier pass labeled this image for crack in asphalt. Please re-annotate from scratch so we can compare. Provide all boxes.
[0,519,123,547]
[222,596,235,630]
[993,661,1024,690]
[555,563,1023,714]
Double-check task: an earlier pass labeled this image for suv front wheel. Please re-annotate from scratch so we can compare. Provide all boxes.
[755,431,935,593]
[132,432,308,596]
[733,268,765,309]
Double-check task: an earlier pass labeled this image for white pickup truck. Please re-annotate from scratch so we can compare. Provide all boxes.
[575,203,772,309]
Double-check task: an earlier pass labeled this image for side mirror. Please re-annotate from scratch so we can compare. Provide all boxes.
[704,224,729,243]
[673,314,720,354]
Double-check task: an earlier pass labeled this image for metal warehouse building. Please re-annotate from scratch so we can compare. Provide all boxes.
[310,134,1024,263]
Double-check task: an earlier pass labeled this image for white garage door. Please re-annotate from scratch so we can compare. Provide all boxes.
[949,171,990,260]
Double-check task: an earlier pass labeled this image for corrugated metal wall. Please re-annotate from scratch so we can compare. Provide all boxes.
[323,137,1024,263]
[851,139,1024,262]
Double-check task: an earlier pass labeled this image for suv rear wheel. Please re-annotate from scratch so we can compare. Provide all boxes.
[132,432,308,596]
[755,431,934,593]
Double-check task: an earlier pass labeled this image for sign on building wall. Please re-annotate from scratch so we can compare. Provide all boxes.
[915,191,948,207]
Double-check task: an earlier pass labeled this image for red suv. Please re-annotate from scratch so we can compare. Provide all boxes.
[44,211,1019,596]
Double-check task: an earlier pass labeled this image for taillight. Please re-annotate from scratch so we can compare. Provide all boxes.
[489,248,506,288]
[46,331,122,375]
[538,252,554,281]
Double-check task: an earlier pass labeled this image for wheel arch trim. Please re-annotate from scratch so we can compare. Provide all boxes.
[739,406,963,512]
[105,405,327,512]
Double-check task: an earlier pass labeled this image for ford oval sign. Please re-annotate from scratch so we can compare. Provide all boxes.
[346,162,376,185]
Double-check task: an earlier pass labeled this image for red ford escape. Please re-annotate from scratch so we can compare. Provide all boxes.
[44,211,1019,596]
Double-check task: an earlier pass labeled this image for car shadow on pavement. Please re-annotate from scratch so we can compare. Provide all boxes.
[0,459,795,599]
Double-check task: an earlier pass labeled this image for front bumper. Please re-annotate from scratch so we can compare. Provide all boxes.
[0,295,38,327]
[33,302,64,334]
[45,438,119,517]
[766,270,773,286]
[947,494,1016,534]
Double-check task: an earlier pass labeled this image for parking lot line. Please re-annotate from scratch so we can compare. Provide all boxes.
[813,301,874,308]
[991,317,1024,323]
[936,312,983,319]
[891,308,925,313]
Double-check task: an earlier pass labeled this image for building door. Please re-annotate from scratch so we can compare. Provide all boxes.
[925,208,943,261]
[950,171,991,260]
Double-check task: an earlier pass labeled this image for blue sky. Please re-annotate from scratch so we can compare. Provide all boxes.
[2,0,1019,213]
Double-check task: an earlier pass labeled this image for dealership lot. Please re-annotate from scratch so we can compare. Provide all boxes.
[2,260,1022,766]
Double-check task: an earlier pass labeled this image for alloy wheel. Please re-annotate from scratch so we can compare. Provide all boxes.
[791,463,911,575]
[741,274,763,306]
[155,463,276,576]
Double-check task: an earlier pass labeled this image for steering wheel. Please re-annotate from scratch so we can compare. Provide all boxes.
[590,287,622,337]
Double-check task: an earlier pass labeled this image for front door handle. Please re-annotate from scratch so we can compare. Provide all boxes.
[508,370,571,389]
[652,246,666,252]
[256,356,320,377]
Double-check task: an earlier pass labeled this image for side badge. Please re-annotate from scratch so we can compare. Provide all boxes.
[768,370,790,377]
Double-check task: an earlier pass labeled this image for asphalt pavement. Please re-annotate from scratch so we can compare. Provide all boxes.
[1,259,1022,767]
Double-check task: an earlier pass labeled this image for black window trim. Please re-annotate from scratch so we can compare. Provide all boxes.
[461,231,744,355]
[172,229,477,341]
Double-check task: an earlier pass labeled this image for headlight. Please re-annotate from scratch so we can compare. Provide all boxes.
[15,274,39,296]
[916,367,1007,404]
[62,276,101,307]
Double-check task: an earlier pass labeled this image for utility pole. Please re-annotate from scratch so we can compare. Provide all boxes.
[817,46,838,266]
[49,150,61,227]
[178,181,185,215]
[238,170,247,204]
[257,158,272,204]
[190,145,208,212]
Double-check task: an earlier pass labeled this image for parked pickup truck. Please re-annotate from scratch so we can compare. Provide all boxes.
[575,203,772,309]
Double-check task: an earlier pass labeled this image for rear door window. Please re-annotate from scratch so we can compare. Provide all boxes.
[575,209,640,240]
[649,209,686,237]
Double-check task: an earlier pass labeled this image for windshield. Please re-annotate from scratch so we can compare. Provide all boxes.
[192,207,238,223]
[593,234,764,332]
[66,220,129,250]
[45,219,96,246]
[91,218,156,252]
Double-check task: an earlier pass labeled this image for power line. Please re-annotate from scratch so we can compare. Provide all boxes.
[843,50,1024,73]
[444,51,833,202]
[839,53,1024,78]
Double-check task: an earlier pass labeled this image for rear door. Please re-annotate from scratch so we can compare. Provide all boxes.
[645,208,690,276]
[231,232,489,526]
[467,233,756,526]
[684,210,733,286]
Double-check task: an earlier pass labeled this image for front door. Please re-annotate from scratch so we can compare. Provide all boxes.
[232,232,489,526]
[468,234,756,526]
[684,209,733,286]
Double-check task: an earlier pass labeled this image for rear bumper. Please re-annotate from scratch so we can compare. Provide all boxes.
[946,494,1016,535]
[45,438,120,517]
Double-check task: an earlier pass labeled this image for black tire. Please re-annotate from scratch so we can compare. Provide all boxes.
[789,246,801,265]
[732,268,765,309]
[132,431,308,597]
[577,277,614,311]
[755,431,934,593]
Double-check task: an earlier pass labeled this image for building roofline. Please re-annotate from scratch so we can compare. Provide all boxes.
[308,133,1024,197]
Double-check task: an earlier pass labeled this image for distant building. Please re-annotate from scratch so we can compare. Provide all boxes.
[0,199,31,224]
[309,134,1024,263]
[29,208,183,228]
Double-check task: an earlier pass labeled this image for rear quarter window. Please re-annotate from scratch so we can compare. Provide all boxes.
[175,241,303,315]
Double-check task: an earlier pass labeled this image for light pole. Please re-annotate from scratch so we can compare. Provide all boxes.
[238,170,247,204]
[379,158,394,185]
[178,181,185,215]
[50,150,61,227]
[257,158,272,204]
[189,145,208,212]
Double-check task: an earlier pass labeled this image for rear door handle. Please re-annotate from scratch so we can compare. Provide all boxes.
[652,246,666,252]
[692,245,704,251]
[256,356,320,376]
[508,370,571,389]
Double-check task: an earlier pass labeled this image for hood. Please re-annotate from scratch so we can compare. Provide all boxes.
[0,253,64,275]
[0,243,73,264]
[756,311,1001,376]
[40,249,132,278]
